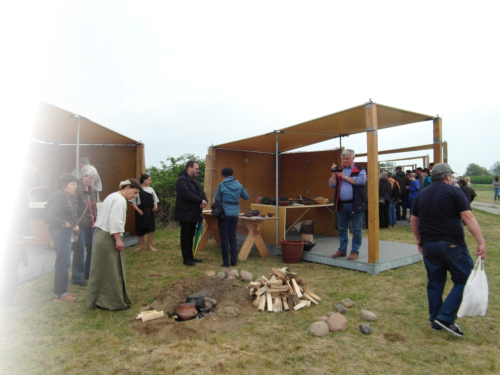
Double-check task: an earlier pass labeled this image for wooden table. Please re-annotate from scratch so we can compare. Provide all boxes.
[250,203,336,246]
[16,240,34,267]
[199,211,279,261]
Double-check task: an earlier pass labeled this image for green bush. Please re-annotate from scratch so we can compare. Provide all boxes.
[469,176,494,184]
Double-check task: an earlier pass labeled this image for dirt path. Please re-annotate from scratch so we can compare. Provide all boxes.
[471,201,500,215]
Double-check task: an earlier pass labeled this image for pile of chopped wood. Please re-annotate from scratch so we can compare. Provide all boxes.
[247,267,321,312]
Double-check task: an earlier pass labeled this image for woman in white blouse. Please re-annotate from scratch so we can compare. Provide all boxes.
[130,173,159,252]
[86,179,142,311]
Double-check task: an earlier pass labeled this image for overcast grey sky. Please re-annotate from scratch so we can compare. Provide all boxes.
[18,1,500,175]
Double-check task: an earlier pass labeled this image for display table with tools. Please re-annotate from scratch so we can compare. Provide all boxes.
[199,211,279,261]
[249,203,336,246]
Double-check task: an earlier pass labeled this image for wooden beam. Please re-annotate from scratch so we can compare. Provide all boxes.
[365,103,379,264]
[135,144,146,178]
[357,144,434,158]
[204,147,217,207]
[379,155,428,163]
[433,118,443,163]
[443,141,448,163]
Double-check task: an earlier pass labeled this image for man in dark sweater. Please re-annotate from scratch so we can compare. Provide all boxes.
[393,166,410,221]
[411,163,486,337]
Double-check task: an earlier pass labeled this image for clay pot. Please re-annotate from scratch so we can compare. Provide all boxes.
[250,209,260,216]
[177,303,198,321]
[256,195,263,204]
[267,213,274,217]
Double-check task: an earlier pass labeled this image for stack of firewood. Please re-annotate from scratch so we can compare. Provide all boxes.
[247,267,321,312]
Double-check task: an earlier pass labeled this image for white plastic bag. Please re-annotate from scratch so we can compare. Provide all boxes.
[457,257,488,317]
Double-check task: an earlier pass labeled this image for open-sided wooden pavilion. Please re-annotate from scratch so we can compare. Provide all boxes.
[28,101,146,235]
[204,101,443,270]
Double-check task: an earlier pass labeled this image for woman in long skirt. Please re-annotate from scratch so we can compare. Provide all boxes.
[130,173,159,252]
[86,179,142,311]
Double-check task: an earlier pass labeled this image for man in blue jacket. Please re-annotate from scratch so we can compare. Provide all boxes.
[329,149,367,260]
[214,167,249,267]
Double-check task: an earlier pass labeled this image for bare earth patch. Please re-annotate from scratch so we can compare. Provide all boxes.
[132,276,254,343]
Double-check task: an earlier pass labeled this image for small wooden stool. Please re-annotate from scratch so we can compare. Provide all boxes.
[16,240,34,267]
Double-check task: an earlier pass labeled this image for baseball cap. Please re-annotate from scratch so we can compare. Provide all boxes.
[431,163,454,175]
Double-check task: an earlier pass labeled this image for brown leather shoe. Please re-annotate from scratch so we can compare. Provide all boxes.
[347,252,359,260]
[332,251,346,258]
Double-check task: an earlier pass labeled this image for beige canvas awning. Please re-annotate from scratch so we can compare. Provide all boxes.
[32,101,140,144]
[214,103,435,153]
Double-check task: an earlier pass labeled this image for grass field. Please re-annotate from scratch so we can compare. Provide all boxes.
[0,209,499,375]
[472,184,499,204]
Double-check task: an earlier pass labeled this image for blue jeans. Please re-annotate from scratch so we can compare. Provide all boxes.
[72,227,95,282]
[494,188,499,201]
[389,201,396,226]
[219,216,239,266]
[49,227,73,298]
[336,202,363,254]
[422,241,473,326]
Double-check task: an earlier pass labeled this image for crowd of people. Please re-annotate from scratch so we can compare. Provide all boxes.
[0,153,490,338]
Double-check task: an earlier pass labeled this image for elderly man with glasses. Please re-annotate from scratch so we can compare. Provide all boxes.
[329,149,367,260]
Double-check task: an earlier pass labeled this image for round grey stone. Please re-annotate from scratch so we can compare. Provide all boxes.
[309,321,330,337]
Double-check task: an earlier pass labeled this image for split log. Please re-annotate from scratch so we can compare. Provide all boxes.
[303,286,321,302]
[302,292,319,305]
[282,297,289,311]
[293,301,308,311]
[255,286,269,296]
[267,293,273,312]
[273,298,282,313]
[258,295,267,311]
[291,279,303,298]
[270,275,277,281]
[136,310,164,322]
[272,268,287,280]
[266,280,283,287]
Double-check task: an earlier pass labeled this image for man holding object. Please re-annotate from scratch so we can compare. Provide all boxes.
[410,163,486,337]
[328,149,367,260]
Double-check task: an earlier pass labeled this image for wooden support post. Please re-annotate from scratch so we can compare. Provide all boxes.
[135,144,146,178]
[442,141,448,163]
[204,147,216,207]
[433,118,443,164]
[365,103,379,264]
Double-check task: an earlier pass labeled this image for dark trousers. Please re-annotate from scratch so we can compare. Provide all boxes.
[179,221,197,261]
[0,230,19,302]
[49,227,72,298]
[219,216,239,266]
[379,202,390,228]
[72,227,95,282]
[396,197,408,220]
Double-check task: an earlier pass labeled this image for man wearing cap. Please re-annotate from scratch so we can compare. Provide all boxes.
[71,157,102,200]
[329,149,367,260]
[410,163,486,337]
[23,161,49,202]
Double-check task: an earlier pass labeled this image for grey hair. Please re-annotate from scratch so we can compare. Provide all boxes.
[431,172,452,182]
[81,165,98,177]
[341,149,355,158]
[380,172,388,178]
